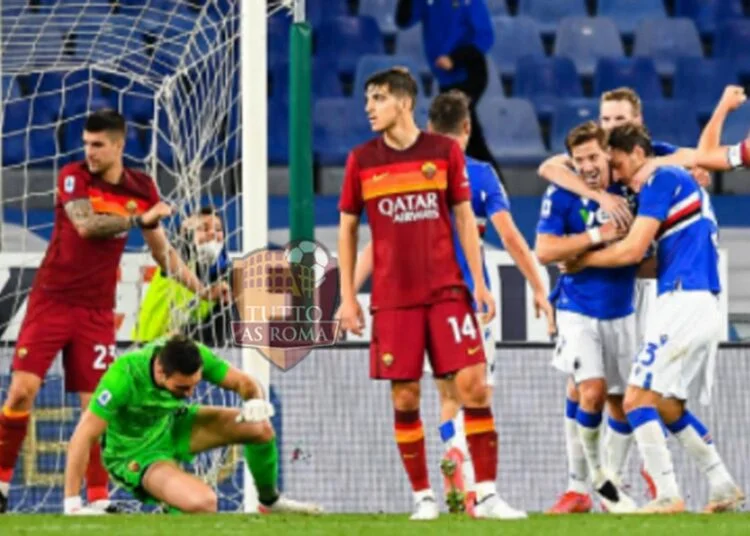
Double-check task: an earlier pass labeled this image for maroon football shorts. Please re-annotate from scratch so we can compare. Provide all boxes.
[12,289,116,392]
[369,294,486,380]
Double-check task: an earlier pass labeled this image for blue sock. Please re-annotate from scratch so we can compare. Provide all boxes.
[666,410,712,444]
[607,416,632,434]
[626,406,660,430]
[576,408,603,429]
[565,398,578,420]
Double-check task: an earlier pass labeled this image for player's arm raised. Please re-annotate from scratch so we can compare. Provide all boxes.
[538,155,632,228]
[695,85,750,171]
[63,409,108,515]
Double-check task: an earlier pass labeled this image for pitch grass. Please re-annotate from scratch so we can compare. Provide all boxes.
[3,513,750,536]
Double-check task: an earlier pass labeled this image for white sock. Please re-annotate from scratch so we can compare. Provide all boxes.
[564,400,588,493]
[669,411,735,491]
[576,409,604,487]
[0,481,8,496]
[628,408,680,499]
[474,481,497,502]
[605,417,634,480]
[413,488,435,503]
[452,410,476,491]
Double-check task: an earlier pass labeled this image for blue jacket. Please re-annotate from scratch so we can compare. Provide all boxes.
[396,0,494,88]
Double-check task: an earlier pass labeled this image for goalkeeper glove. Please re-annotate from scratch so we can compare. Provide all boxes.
[236,399,275,424]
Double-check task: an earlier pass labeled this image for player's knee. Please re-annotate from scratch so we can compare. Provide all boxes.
[6,376,40,411]
[391,382,420,411]
[622,387,654,414]
[606,395,627,422]
[184,489,217,513]
[577,379,606,412]
[456,373,488,406]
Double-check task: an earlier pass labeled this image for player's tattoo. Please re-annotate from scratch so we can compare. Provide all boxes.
[64,199,131,238]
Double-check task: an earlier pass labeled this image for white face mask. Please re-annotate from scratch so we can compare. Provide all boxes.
[195,240,223,265]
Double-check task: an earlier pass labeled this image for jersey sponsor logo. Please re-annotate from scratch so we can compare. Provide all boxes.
[421,161,437,179]
[64,176,75,193]
[377,192,439,223]
[579,207,610,227]
[97,390,113,407]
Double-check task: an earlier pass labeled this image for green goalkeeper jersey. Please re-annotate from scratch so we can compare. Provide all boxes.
[89,339,230,460]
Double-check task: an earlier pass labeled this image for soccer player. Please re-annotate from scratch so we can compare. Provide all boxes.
[63,335,320,515]
[0,110,228,513]
[344,90,554,515]
[337,68,521,520]
[535,121,637,514]
[568,124,743,513]
[694,85,750,171]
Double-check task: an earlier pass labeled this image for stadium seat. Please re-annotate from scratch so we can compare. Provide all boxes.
[642,100,699,148]
[480,97,548,165]
[550,98,599,153]
[487,0,509,16]
[2,132,26,167]
[673,58,739,119]
[125,125,149,161]
[122,83,156,124]
[719,102,750,145]
[633,18,702,77]
[415,100,429,130]
[353,55,426,98]
[313,98,372,166]
[593,58,662,100]
[61,116,86,163]
[268,15,291,70]
[554,17,624,77]
[513,56,582,119]
[307,0,350,27]
[395,25,430,76]
[484,57,505,99]
[2,99,31,134]
[2,76,22,101]
[517,0,587,36]
[675,0,744,37]
[28,126,58,164]
[490,16,545,77]
[715,21,750,77]
[597,0,666,36]
[316,16,385,76]
[359,0,398,35]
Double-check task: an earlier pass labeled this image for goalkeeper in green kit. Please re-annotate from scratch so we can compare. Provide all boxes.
[63,335,322,515]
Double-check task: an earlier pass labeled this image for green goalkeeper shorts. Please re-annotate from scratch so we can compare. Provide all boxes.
[104,404,200,503]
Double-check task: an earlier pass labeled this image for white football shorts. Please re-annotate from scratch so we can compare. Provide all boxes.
[629,291,720,405]
[634,278,658,347]
[552,310,637,395]
[424,313,496,386]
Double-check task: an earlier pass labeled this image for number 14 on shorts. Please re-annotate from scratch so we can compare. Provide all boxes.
[447,313,478,343]
[93,344,116,370]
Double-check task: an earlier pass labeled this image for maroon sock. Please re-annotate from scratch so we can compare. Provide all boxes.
[464,406,498,484]
[0,408,30,484]
[394,409,430,492]
[86,442,109,502]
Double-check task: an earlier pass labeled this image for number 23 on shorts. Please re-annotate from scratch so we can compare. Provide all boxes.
[93,344,116,370]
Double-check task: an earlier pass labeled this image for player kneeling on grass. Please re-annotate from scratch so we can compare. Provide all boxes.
[63,335,321,515]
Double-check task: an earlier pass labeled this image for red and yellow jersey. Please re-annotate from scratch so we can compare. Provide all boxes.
[339,132,470,309]
[34,161,160,309]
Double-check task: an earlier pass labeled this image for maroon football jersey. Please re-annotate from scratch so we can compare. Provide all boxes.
[339,132,471,309]
[33,161,160,309]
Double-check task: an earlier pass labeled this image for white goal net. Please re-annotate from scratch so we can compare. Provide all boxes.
[0,0,273,512]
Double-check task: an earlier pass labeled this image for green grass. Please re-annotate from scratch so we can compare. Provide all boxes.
[3,513,750,536]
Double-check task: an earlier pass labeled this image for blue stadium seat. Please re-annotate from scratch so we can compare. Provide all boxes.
[314,98,372,165]
[594,58,662,100]
[395,25,430,76]
[550,98,599,153]
[490,16,545,77]
[642,100,699,148]
[415,100,429,130]
[518,0,587,35]
[308,0,350,27]
[485,57,505,99]
[673,58,739,119]
[271,60,344,100]
[597,0,666,36]
[513,56,582,119]
[28,126,58,165]
[125,125,149,162]
[61,116,86,163]
[353,55,426,98]
[2,99,31,134]
[122,83,156,124]
[675,0,744,37]
[554,17,624,76]
[316,16,385,76]
[480,97,548,164]
[268,95,289,165]
[2,132,26,167]
[30,95,59,126]
[359,0,398,34]
[2,75,22,101]
[720,102,750,145]
[715,21,750,77]
[633,18,702,77]
[488,0,509,16]
[268,15,291,71]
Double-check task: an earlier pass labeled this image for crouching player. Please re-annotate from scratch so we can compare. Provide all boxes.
[63,335,321,515]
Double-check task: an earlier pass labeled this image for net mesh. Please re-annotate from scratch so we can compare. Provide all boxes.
[0,0,272,512]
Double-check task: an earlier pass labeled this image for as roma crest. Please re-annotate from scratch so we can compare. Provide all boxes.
[421,161,437,179]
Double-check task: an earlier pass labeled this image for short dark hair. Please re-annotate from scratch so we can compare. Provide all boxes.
[565,121,608,154]
[365,67,418,109]
[157,335,203,377]
[84,109,126,138]
[428,90,471,135]
[608,123,653,157]
[198,205,217,217]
